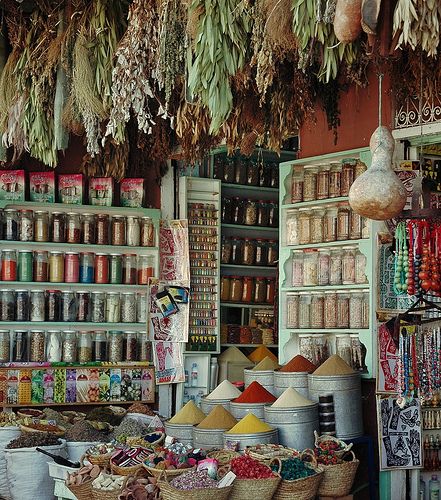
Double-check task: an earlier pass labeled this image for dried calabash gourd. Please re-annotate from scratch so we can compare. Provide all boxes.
[334,0,362,42]
[349,126,407,220]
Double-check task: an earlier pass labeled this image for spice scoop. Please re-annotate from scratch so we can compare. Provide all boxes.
[36,447,80,468]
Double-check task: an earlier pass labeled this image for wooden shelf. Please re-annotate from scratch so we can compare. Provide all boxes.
[220,302,274,309]
[281,196,349,210]
[222,183,278,193]
[221,223,278,233]
[221,264,277,271]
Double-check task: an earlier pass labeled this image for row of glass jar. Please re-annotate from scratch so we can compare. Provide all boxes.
[290,159,366,203]
[1,209,155,247]
[221,276,275,304]
[286,291,369,329]
[213,155,279,188]
[0,289,145,323]
[0,249,154,285]
[221,237,278,267]
[0,329,151,364]
[291,247,367,287]
[221,197,278,227]
[286,204,367,246]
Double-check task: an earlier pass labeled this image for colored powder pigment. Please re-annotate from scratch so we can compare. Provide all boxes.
[279,354,316,373]
[206,380,242,400]
[313,354,355,376]
[218,346,251,363]
[233,381,277,404]
[226,413,273,434]
[196,405,237,430]
[248,345,278,364]
[271,387,314,408]
[252,356,280,371]
[168,400,205,425]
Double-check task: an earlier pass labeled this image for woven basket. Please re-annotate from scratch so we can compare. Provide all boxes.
[157,471,233,500]
[91,485,124,500]
[66,478,93,500]
[246,444,299,463]
[110,460,144,476]
[126,432,165,448]
[318,451,360,497]
[207,449,241,466]
[143,464,195,478]
[314,431,353,458]
[230,475,281,500]
[86,451,113,467]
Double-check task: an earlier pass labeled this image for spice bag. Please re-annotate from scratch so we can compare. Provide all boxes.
[5,440,67,500]
[0,427,21,500]
[317,451,359,497]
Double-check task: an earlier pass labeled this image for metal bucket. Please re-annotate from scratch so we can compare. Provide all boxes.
[223,429,278,452]
[273,371,309,398]
[200,398,231,415]
[164,421,194,446]
[244,369,275,395]
[229,402,267,420]
[264,404,319,450]
[308,373,363,440]
[192,428,225,449]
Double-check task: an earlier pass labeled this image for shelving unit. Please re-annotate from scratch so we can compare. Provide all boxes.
[278,148,380,377]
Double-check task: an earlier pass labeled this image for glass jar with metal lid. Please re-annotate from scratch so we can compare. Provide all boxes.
[310,209,324,243]
[2,208,18,241]
[329,162,341,198]
[253,277,266,303]
[298,293,311,328]
[121,292,137,322]
[221,237,232,264]
[51,212,66,243]
[337,204,350,241]
[286,294,299,328]
[46,290,61,321]
[324,291,337,328]
[213,156,223,180]
[303,250,319,286]
[30,290,45,321]
[18,209,34,241]
[34,211,49,242]
[317,164,330,200]
[65,252,80,283]
[318,250,330,286]
[222,157,235,183]
[230,197,244,224]
[126,216,141,246]
[241,277,254,303]
[33,250,48,282]
[310,292,324,328]
[229,237,243,265]
[336,292,350,328]
[220,276,231,302]
[61,291,77,322]
[265,278,275,304]
[259,161,272,187]
[286,210,299,245]
[267,240,278,266]
[242,238,256,266]
[91,291,105,323]
[49,251,64,283]
[122,254,137,284]
[106,292,121,323]
[221,197,232,224]
[270,162,279,188]
[111,215,126,246]
[350,210,363,240]
[254,239,268,266]
[298,210,311,245]
[243,199,257,226]
[291,250,304,287]
[342,247,356,284]
[349,291,363,328]
[137,255,153,285]
[303,166,318,201]
[76,291,90,322]
[13,330,27,362]
[79,252,94,284]
[109,254,122,284]
[62,331,77,362]
[96,214,110,245]
[78,331,92,363]
[355,249,367,284]
[16,290,29,321]
[46,330,62,362]
[109,331,124,362]
[18,250,33,282]
[323,207,338,242]
[268,202,278,227]
[66,212,81,244]
[137,292,147,323]
[0,330,10,362]
[299,335,314,363]
[93,331,107,361]
[95,253,109,284]
[246,158,259,186]
[82,213,96,244]
[234,156,247,185]
[30,330,45,362]
[229,277,243,303]
[140,217,155,247]
[0,289,15,321]
[341,159,355,196]
[124,331,138,361]
[1,249,17,281]
[256,201,270,227]
[329,249,343,285]
[291,166,304,203]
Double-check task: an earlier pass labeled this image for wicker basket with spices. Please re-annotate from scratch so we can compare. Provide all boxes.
[316,450,359,497]
[157,470,233,500]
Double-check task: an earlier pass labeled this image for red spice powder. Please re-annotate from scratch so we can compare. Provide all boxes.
[279,355,316,373]
[233,381,277,403]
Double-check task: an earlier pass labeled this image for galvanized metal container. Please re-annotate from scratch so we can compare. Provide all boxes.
[264,404,319,450]
[308,373,363,440]
[164,421,194,446]
[192,427,225,449]
[244,369,275,395]
[223,429,278,452]
[273,371,309,398]
[229,402,267,420]
[200,397,231,415]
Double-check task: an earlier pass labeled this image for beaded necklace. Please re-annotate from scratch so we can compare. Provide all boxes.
[394,222,408,295]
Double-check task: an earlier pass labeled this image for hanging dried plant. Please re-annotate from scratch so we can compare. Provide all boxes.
[81,135,129,179]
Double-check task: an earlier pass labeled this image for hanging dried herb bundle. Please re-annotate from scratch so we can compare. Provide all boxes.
[81,136,129,179]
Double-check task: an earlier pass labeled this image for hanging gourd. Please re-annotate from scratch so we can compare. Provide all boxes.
[349,126,407,220]
[334,0,362,43]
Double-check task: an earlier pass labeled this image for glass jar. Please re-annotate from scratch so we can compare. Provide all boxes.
[253,277,266,303]
[121,292,137,322]
[30,290,45,321]
[329,249,343,285]
[122,253,137,284]
[291,166,304,203]
[291,250,304,287]
[324,291,337,328]
[140,217,155,247]
[298,293,311,329]
[138,255,154,285]
[342,248,356,284]
[336,334,352,365]
[286,294,299,328]
[65,252,80,283]
[270,163,279,188]
[46,290,61,321]
[349,292,363,328]
[66,213,81,244]
[230,237,243,265]
[350,334,363,371]
[18,250,33,282]
[1,249,17,281]
[259,162,272,188]
[34,211,49,242]
[318,250,330,286]
[317,165,330,199]
[341,159,355,196]
[90,292,105,323]
[213,156,224,180]
[267,240,278,266]
[241,277,254,303]
[18,209,34,241]
[256,201,269,227]
[355,160,367,178]
[220,276,231,302]
[350,210,362,240]
[82,213,96,244]
[314,335,330,365]
[337,205,350,241]
[245,159,258,186]
[362,291,369,328]
[221,237,232,264]
[126,216,141,246]
[16,290,29,321]
[229,277,243,303]
[243,199,257,226]
[61,291,77,322]
[0,330,10,362]
[137,292,147,323]
[3,209,18,241]
[93,332,107,361]
[49,251,64,283]
[51,212,66,243]
[13,330,27,362]
[310,209,324,243]
[62,331,77,362]
[303,166,318,201]
[310,292,324,328]
[108,331,123,362]
[286,210,299,246]
[77,291,91,322]
[268,202,278,227]
[124,331,138,361]
[30,330,46,362]
[242,238,256,265]
[299,335,314,363]
[111,216,126,246]
[230,197,244,224]
[255,239,268,266]
[109,254,122,284]
[78,331,92,363]
[336,292,350,328]
[303,250,318,286]
[265,278,275,304]
[96,214,110,245]
[222,157,235,183]
[33,250,48,282]
[46,330,62,362]
[355,250,368,284]
[221,197,232,224]
[329,163,341,198]
[79,252,95,284]
[232,156,245,185]
[298,210,311,245]
[106,292,121,323]
[323,208,338,242]
[95,253,109,284]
